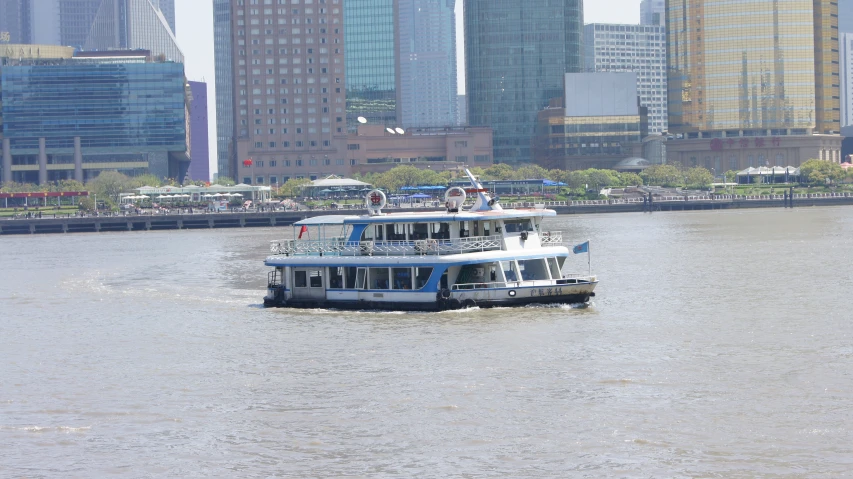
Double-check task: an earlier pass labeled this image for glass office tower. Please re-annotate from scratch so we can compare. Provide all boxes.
[667,0,839,136]
[345,0,397,127]
[465,0,584,164]
[1,60,188,183]
[212,0,233,180]
[397,0,457,128]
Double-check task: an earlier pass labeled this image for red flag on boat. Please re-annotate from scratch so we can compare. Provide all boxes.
[298,225,308,239]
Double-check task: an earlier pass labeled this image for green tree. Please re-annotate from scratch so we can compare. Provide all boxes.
[725,170,738,183]
[280,177,311,197]
[53,179,86,192]
[800,159,844,185]
[684,167,714,189]
[482,163,515,180]
[127,174,163,189]
[374,165,424,191]
[88,171,131,205]
[618,172,643,187]
[214,176,236,186]
[641,164,683,187]
[78,196,96,212]
[515,164,549,180]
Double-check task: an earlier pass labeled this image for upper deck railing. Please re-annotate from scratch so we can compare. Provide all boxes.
[270,231,565,257]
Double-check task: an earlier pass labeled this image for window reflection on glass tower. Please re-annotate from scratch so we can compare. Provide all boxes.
[345,0,397,127]
[212,0,233,180]
[667,0,839,136]
[465,0,584,165]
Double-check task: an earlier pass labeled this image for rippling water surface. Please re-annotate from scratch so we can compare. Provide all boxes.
[2,207,852,478]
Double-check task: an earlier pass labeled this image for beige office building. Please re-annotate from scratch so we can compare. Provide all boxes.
[666,0,843,170]
[347,125,493,176]
[229,0,350,186]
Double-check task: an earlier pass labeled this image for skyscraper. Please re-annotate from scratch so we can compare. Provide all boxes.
[396,0,457,128]
[188,81,210,182]
[0,0,180,60]
[226,0,349,185]
[584,24,667,134]
[842,33,853,127]
[465,0,584,165]
[213,0,234,180]
[85,0,182,62]
[639,0,665,26]
[840,0,852,34]
[345,0,397,127]
[666,0,842,168]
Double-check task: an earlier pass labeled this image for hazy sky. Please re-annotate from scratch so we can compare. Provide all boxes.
[175,0,642,176]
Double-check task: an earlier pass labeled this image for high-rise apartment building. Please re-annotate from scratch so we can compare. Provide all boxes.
[344,0,397,127]
[227,0,349,185]
[666,0,843,168]
[213,0,234,180]
[584,24,667,134]
[0,0,180,60]
[396,0,457,128]
[639,0,664,26]
[465,0,584,165]
[188,81,210,182]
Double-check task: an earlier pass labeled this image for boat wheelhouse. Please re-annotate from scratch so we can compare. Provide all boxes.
[263,170,597,311]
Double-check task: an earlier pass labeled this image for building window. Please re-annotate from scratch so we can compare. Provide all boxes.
[269,160,277,167]
[269,176,278,184]
[256,160,264,167]
[474,155,490,163]
[244,177,252,184]
[455,156,468,163]
[347,144,360,150]
[454,141,468,148]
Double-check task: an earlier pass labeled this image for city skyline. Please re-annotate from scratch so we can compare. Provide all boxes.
[174,0,642,178]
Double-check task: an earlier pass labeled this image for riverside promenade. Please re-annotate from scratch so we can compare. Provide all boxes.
[3,192,853,235]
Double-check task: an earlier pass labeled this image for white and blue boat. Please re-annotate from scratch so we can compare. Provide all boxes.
[263,170,598,311]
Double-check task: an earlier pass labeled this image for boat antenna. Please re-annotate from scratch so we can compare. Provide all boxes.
[464,168,502,212]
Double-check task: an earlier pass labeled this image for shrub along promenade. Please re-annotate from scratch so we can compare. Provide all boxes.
[3,191,853,235]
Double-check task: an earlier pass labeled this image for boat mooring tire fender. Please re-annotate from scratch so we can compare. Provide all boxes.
[439,288,451,299]
[463,298,476,309]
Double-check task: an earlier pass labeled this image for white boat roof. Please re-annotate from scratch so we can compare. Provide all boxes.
[292,208,556,226]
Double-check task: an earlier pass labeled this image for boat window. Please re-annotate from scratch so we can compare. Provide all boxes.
[501,261,518,282]
[459,221,470,238]
[386,224,406,241]
[504,219,533,233]
[329,267,344,289]
[309,270,323,288]
[411,223,429,240]
[369,267,390,289]
[432,223,450,240]
[392,267,411,289]
[482,221,491,236]
[415,267,433,289]
[344,267,358,289]
[361,224,374,241]
[294,270,308,288]
[548,257,562,279]
[518,259,549,281]
[374,224,384,241]
[355,268,367,290]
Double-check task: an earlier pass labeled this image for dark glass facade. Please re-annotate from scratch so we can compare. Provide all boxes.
[465,0,584,165]
[1,61,187,181]
[213,0,233,179]
[345,0,397,127]
[2,62,186,150]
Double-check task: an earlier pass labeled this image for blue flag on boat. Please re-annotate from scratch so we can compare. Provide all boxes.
[572,241,589,254]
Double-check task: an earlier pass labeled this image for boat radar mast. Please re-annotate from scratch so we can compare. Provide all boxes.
[465,168,502,212]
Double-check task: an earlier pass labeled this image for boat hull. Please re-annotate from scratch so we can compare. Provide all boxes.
[263,285,596,311]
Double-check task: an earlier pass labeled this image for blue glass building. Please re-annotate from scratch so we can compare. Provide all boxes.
[345,0,398,127]
[1,59,188,184]
[465,0,584,165]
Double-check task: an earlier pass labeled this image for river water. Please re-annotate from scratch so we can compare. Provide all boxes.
[1,207,852,478]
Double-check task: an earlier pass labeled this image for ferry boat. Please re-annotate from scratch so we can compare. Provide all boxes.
[263,170,598,311]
